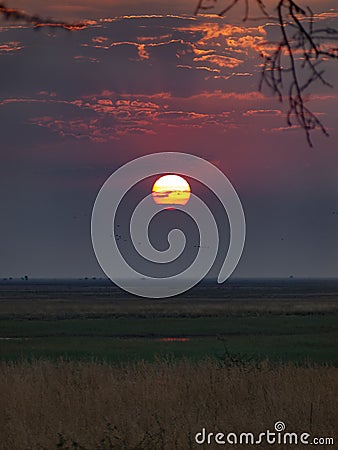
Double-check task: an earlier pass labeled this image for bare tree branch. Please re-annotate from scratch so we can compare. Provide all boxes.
[0,3,86,30]
[196,0,338,146]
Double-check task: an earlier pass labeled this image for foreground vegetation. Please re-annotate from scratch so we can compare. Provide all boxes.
[0,282,337,448]
[1,359,337,450]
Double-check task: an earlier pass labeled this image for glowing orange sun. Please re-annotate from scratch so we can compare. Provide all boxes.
[152,174,191,206]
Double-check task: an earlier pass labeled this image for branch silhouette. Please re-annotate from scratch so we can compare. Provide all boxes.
[195,0,338,146]
[0,3,86,30]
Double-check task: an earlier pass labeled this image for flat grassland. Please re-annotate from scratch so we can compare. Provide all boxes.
[0,280,337,449]
[0,280,337,365]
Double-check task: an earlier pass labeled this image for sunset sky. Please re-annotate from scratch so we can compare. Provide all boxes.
[1,0,337,279]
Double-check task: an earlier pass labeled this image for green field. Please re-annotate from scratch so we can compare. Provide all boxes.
[1,280,337,365]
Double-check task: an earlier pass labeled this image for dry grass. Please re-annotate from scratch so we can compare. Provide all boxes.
[1,359,337,449]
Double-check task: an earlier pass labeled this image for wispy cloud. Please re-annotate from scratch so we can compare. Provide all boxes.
[23,90,239,141]
[193,54,243,69]
[0,41,23,54]
[243,109,282,117]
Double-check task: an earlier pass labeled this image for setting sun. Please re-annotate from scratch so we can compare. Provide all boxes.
[152,174,191,206]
